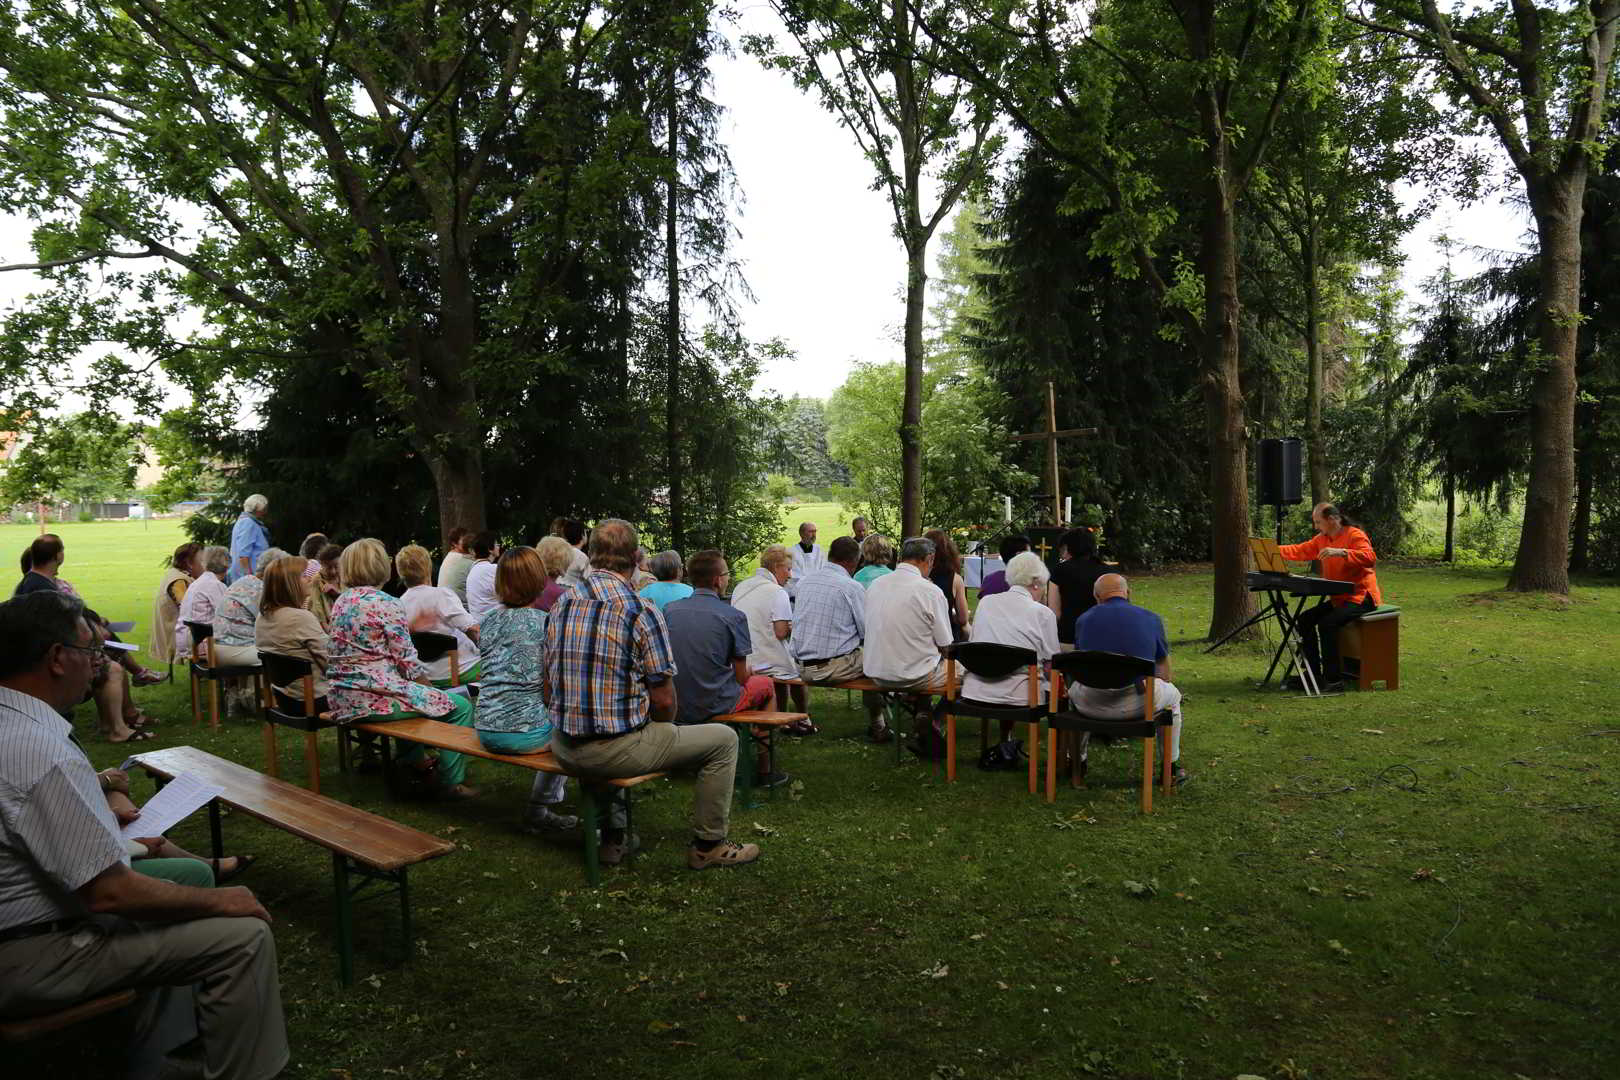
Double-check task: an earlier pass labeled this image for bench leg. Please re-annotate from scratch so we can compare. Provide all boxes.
[944,711,956,783]
[581,790,601,888]
[1045,724,1057,803]
[729,724,758,810]
[304,732,321,795]
[398,866,412,965]
[208,677,222,731]
[190,666,200,727]
[1027,720,1039,796]
[331,853,355,986]
[208,799,224,859]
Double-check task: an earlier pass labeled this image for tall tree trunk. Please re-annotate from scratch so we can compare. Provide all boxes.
[1202,192,1257,640]
[900,241,927,538]
[1570,438,1593,573]
[1443,468,1455,563]
[425,447,488,545]
[1507,190,1581,593]
[1304,230,1329,504]
[665,74,684,552]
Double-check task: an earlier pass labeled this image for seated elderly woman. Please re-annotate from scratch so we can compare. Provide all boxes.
[396,543,481,687]
[149,541,202,667]
[304,542,343,630]
[534,536,573,612]
[255,554,331,708]
[854,533,896,588]
[174,545,231,660]
[473,546,577,834]
[636,549,692,611]
[328,538,479,801]
[211,547,286,668]
[962,551,1060,741]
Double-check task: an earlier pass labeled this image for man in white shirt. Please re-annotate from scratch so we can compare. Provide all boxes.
[730,544,809,723]
[962,552,1060,727]
[0,591,288,1080]
[864,536,952,753]
[785,521,824,600]
[464,531,501,623]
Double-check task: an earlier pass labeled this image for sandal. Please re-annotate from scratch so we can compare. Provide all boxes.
[126,711,159,729]
[213,854,256,884]
[132,668,165,686]
[109,728,157,744]
[782,718,819,737]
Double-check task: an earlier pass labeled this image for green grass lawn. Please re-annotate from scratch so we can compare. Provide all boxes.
[9,520,1618,1079]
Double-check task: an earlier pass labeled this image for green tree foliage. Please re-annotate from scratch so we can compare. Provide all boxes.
[746,0,1002,537]
[0,413,139,511]
[760,397,848,491]
[1356,0,1620,593]
[970,151,1207,567]
[0,0,685,542]
[826,358,1030,539]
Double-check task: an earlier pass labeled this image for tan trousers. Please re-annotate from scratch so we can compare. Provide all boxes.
[0,915,288,1080]
[798,648,887,729]
[872,658,948,693]
[552,721,738,842]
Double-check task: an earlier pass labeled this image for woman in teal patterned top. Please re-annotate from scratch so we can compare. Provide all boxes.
[475,546,578,834]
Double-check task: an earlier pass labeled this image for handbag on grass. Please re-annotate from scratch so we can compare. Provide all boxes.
[978,738,1027,771]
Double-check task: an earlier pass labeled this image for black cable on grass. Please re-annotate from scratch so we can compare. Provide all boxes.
[1431,875,1463,955]
[1375,764,1424,792]
[1279,775,1355,797]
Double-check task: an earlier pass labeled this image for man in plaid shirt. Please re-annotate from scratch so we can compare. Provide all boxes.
[543,519,761,871]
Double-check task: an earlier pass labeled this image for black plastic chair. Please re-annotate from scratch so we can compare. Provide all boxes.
[940,642,1051,791]
[185,621,262,730]
[409,630,464,688]
[1049,651,1176,813]
[258,651,344,793]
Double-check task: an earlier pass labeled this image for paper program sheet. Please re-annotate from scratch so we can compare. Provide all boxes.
[120,773,225,841]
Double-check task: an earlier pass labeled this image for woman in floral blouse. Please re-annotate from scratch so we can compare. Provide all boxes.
[474,546,577,834]
[328,538,478,800]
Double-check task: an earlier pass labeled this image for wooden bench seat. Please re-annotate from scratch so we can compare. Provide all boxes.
[712,710,810,807]
[1341,605,1400,690]
[770,675,947,762]
[0,989,136,1044]
[127,745,454,985]
[351,719,663,886]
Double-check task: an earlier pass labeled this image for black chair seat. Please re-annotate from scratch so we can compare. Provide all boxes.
[193,663,262,679]
[1049,707,1175,740]
[949,696,1048,723]
[410,631,457,663]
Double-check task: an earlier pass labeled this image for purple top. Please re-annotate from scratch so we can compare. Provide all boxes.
[978,570,1010,597]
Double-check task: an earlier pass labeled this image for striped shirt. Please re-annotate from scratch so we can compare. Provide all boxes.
[788,563,865,663]
[0,687,126,931]
[543,569,677,737]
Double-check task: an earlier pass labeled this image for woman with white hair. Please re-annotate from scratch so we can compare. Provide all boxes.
[229,492,271,583]
[961,551,1059,709]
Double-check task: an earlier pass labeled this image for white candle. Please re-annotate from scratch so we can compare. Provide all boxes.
[1064,496,1072,524]
[1003,496,1012,523]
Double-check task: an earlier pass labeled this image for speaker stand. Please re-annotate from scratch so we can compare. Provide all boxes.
[1274,503,1286,544]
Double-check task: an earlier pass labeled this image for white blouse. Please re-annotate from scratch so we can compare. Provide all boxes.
[401,585,480,683]
[173,571,226,659]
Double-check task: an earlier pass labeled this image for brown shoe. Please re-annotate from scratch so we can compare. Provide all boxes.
[687,840,761,870]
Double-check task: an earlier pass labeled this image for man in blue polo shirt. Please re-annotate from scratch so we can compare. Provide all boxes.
[1069,573,1187,783]
[663,550,787,787]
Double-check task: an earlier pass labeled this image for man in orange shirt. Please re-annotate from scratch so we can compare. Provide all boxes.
[1278,502,1381,693]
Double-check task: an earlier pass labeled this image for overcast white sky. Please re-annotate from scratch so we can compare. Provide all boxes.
[0,7,1533,417]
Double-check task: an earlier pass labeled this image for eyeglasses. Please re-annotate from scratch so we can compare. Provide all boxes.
[58,641,107,665]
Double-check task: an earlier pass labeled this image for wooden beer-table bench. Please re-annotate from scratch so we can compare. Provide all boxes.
[771,675,947,763]
[126,745,454,985]
[351,719,664,887]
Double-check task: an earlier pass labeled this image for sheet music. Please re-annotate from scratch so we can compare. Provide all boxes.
[120,773,224,840]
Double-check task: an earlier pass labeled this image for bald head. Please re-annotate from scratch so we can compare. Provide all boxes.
[1093,573,1128,601]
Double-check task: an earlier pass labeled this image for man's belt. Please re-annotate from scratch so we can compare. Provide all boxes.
[0,918,84,945]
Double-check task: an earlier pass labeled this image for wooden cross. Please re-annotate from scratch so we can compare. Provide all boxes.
[1010,381,1097,526]
[1032,535,1054,561]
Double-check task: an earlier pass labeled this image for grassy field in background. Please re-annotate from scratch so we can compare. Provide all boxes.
[7,518,1618,1079]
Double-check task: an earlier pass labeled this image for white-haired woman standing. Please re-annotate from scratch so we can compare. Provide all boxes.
[228,492,271,583]
[961,551,1060,728]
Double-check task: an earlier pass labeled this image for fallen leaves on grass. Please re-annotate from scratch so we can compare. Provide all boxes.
[920,962,949,979]
[1123,879,1156,899]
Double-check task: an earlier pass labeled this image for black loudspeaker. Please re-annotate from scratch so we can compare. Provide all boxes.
[1258,437,1303,506]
